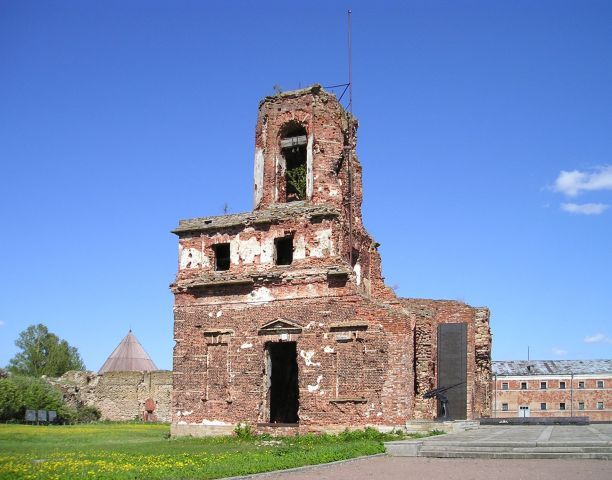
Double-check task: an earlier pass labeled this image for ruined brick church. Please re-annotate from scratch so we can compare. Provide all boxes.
[171,85,491,436]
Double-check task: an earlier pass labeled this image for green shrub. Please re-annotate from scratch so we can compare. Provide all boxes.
[56,404,78,424]
[337,427,403,442]
[76,405,101,423]
[0,375,98,423]
[0,378,22,421]
[0,376,63,422]
[234,423,255,439]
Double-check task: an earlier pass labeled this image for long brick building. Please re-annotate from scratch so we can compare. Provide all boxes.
[170,85,492,436]
[492,360,612,421]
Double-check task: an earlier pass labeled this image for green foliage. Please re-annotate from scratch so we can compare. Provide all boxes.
[0,376,63,422]
[0,424,408,479]
[0,424,445,479]
[338,427,391,441]
[7,324,85,377]
[0,376,100,424]
[0,378,21,421]
[57,405,102,424]
[286,163,307,200]
[233,423,255,439]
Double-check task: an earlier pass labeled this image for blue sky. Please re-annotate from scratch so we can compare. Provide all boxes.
[1,1,610,371]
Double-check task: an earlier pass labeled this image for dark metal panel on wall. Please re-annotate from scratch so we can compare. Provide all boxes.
[437,323,467,420]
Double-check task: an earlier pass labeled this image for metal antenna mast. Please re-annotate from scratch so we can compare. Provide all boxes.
[347,9,354,266]
[348,9,353,114]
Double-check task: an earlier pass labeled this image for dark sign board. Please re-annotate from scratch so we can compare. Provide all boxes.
[437,323,467,420]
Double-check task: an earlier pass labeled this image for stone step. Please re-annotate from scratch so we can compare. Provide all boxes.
[404,420,480,434]
[419,445,612,454]
[385,440,612,458]
[418,450,612,460]
[418,441,611,448]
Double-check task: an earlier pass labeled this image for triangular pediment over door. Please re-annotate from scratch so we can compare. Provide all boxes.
[258,318,303,335]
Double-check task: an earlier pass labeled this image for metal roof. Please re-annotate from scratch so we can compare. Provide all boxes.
[98,330,158,374]
[172,202,339,235]
[493,359,612,376]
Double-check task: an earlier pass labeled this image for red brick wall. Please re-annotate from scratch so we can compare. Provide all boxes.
[493,376,612,421]
[402,299,492,420]
[173,294,412,433]
[171,85,492,435]
[254,86,362,214]
[251,86,392,302]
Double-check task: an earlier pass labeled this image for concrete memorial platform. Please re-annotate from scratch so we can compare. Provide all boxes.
[385,424,612,459]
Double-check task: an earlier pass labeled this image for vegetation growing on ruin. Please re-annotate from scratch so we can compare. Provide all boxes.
[286,162,307,200]
[0,423,434,479]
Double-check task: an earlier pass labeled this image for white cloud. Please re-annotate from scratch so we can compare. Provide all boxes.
[553,165,612,197]
[583,333,612,344]
[561,203,609,215]
[551,347,567,356]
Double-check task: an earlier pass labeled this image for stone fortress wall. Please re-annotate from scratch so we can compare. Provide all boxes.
[48,370,172,422]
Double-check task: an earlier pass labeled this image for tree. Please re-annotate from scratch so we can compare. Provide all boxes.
[7,324,85,377]
[0,375,64,421]
[0,375,100,423]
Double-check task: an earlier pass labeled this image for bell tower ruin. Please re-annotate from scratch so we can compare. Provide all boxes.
[170,85,492,436]
[253,84,360,210]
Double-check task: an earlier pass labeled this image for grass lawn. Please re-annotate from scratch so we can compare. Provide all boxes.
[0,423,424,479]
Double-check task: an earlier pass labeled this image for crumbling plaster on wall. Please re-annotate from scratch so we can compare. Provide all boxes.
[172,298,411,431]
[171,85,492,435]
[231,234,261,265]
[177,222,337,273]
[254,148,265,208]
[306,134,314,198]
[309,228,334,257]
[179,245,209,270]
[255,87,352,211]
[247,286,274,304]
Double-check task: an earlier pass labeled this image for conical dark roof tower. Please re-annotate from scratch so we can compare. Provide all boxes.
[98,330,158,374]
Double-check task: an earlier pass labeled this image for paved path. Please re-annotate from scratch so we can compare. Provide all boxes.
[257,456,612,480]
[419,423,612,445]
[245,425,612,479]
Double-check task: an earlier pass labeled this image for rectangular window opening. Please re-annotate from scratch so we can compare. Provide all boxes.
[274,236,294,265]
[578,402,585,410]
[501,382,509,390]
[597,402,604,410]
[560,402,566,410]
[213,243,231,271]
[540,403,547,410]
[597,380,604,389]
[501,403,509,412]
[559,381,566,390]
[520,382,527,390]
[540,381,547,389]
[578,381,585,389]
